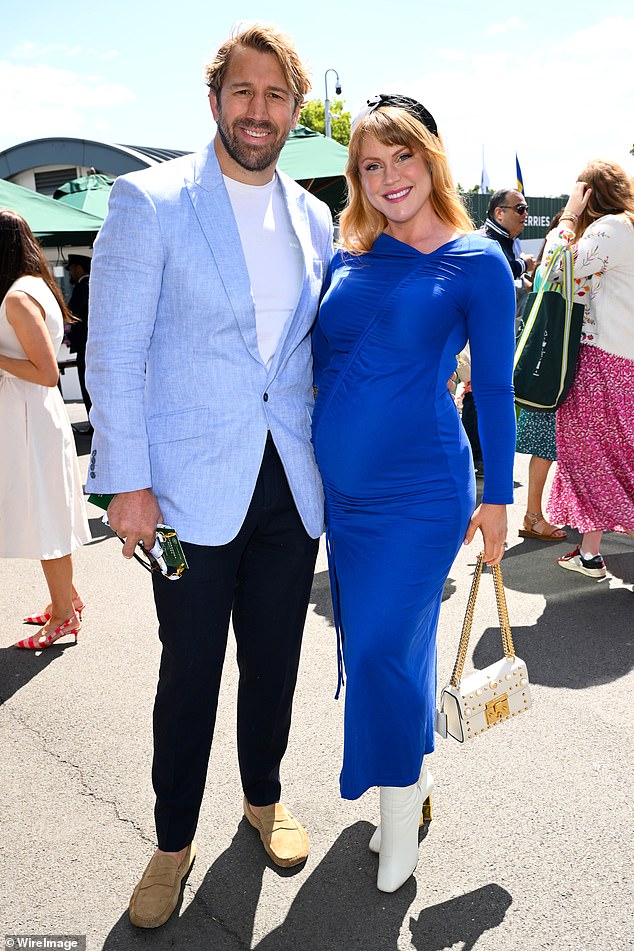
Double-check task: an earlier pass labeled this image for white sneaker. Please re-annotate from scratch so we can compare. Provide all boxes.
[557,546,606,579]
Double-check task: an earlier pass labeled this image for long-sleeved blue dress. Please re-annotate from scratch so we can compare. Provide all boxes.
[312,232,516,800]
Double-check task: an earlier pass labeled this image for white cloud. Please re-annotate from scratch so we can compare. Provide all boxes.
[436,50,468,63]
[12,41,120,61]
[0,61,134,150]
[487,16,526,36]
[407,17,634,194]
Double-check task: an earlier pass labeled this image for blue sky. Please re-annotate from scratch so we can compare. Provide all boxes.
[2,0,633,195]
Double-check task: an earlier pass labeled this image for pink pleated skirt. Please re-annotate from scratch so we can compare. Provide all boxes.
[547,344,634,533]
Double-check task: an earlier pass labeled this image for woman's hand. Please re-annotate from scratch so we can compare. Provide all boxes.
[564,181,592,219]
[464,503,507,566]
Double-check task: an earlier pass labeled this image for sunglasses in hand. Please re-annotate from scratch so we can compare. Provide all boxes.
[131,525,189,580]
[103,517,189,580]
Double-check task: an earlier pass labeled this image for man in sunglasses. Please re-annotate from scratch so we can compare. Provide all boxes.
[481,189,534,279]
[462,189,534,478]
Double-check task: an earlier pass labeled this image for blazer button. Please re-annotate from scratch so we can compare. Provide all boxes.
[263,393,269,402]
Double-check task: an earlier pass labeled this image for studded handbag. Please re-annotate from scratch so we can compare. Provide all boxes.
[436,553,532,742]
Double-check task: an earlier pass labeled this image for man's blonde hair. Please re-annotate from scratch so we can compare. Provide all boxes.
[204,23,311,109]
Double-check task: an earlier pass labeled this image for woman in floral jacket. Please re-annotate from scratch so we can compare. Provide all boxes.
[544,160,634,579]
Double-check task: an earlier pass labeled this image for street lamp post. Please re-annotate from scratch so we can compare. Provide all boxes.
[324,68,342,138]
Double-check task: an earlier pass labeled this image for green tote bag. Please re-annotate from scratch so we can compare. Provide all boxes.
[513,245,584,412]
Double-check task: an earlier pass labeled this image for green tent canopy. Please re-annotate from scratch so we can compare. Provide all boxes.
[54,173,115,219]
[0,178,103,247]
[278,125,348,214]
[279,125,349,179]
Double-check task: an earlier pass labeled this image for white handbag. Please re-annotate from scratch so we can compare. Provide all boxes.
[436,553,532,743]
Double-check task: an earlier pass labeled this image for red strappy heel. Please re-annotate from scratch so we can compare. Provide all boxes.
[14,614,81,649]
[23,597,86,625]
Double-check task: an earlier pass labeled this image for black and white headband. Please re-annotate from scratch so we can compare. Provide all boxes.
[352,93,438,137]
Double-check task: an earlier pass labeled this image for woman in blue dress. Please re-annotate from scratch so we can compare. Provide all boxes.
[312,95,516,892]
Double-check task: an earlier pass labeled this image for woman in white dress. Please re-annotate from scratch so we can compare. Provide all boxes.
[0,209,91,648]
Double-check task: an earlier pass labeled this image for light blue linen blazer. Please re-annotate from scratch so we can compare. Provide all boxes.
[85,142,333,545]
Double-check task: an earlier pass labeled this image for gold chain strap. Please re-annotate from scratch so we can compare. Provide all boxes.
[492,558,515,659]
[449,553,516,687]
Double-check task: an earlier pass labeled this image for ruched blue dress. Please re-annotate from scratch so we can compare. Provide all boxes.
[312,232,516,800]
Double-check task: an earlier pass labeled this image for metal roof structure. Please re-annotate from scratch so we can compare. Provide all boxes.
[0,137,192,180]
[117,144,192,164]
[0,130,348,213]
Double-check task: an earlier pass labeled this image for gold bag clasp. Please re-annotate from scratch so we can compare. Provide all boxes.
[484,693,510,726]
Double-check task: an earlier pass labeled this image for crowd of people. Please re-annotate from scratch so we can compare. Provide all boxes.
[1,20,633,929]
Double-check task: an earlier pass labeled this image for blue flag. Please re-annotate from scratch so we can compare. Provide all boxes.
[516,154,524,194]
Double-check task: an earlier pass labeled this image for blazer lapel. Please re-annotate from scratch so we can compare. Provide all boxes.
[185,143,262,364]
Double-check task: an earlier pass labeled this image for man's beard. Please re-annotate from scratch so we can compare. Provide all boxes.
[216,107,290,173]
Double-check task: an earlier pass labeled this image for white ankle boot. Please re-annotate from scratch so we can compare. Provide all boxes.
[376,780,424,893]
[369,764,434,854]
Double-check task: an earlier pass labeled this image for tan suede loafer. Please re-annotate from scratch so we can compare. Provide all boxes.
[243,797,309,868]
[129,841,196,929]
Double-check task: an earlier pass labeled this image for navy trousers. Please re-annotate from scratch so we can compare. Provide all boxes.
[151,436,319,851]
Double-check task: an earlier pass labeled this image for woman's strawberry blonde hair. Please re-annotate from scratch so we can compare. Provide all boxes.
[340,105,472,254]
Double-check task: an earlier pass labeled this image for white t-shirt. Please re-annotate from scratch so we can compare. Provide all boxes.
[224,174,303,367]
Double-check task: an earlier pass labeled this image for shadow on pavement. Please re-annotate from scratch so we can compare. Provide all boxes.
[470,540,633,688]
[502,532,634,583]
[310,569,334,627]
[472,588,633,689]
[86,515,116,547]
[0,640,78,705]
[442,575,456,603]
[101,820,415,950]
[250,821,416,951]
[100,819,513,950]
[409,883,512,951]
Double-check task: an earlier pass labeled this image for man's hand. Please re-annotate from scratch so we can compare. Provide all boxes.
[464,503,507,566]
[107,489,163,559]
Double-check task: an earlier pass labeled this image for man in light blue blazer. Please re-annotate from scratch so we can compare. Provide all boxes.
[86,24,333,929]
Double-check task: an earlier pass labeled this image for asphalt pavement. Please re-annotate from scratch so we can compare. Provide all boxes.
[1,401,633,951]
